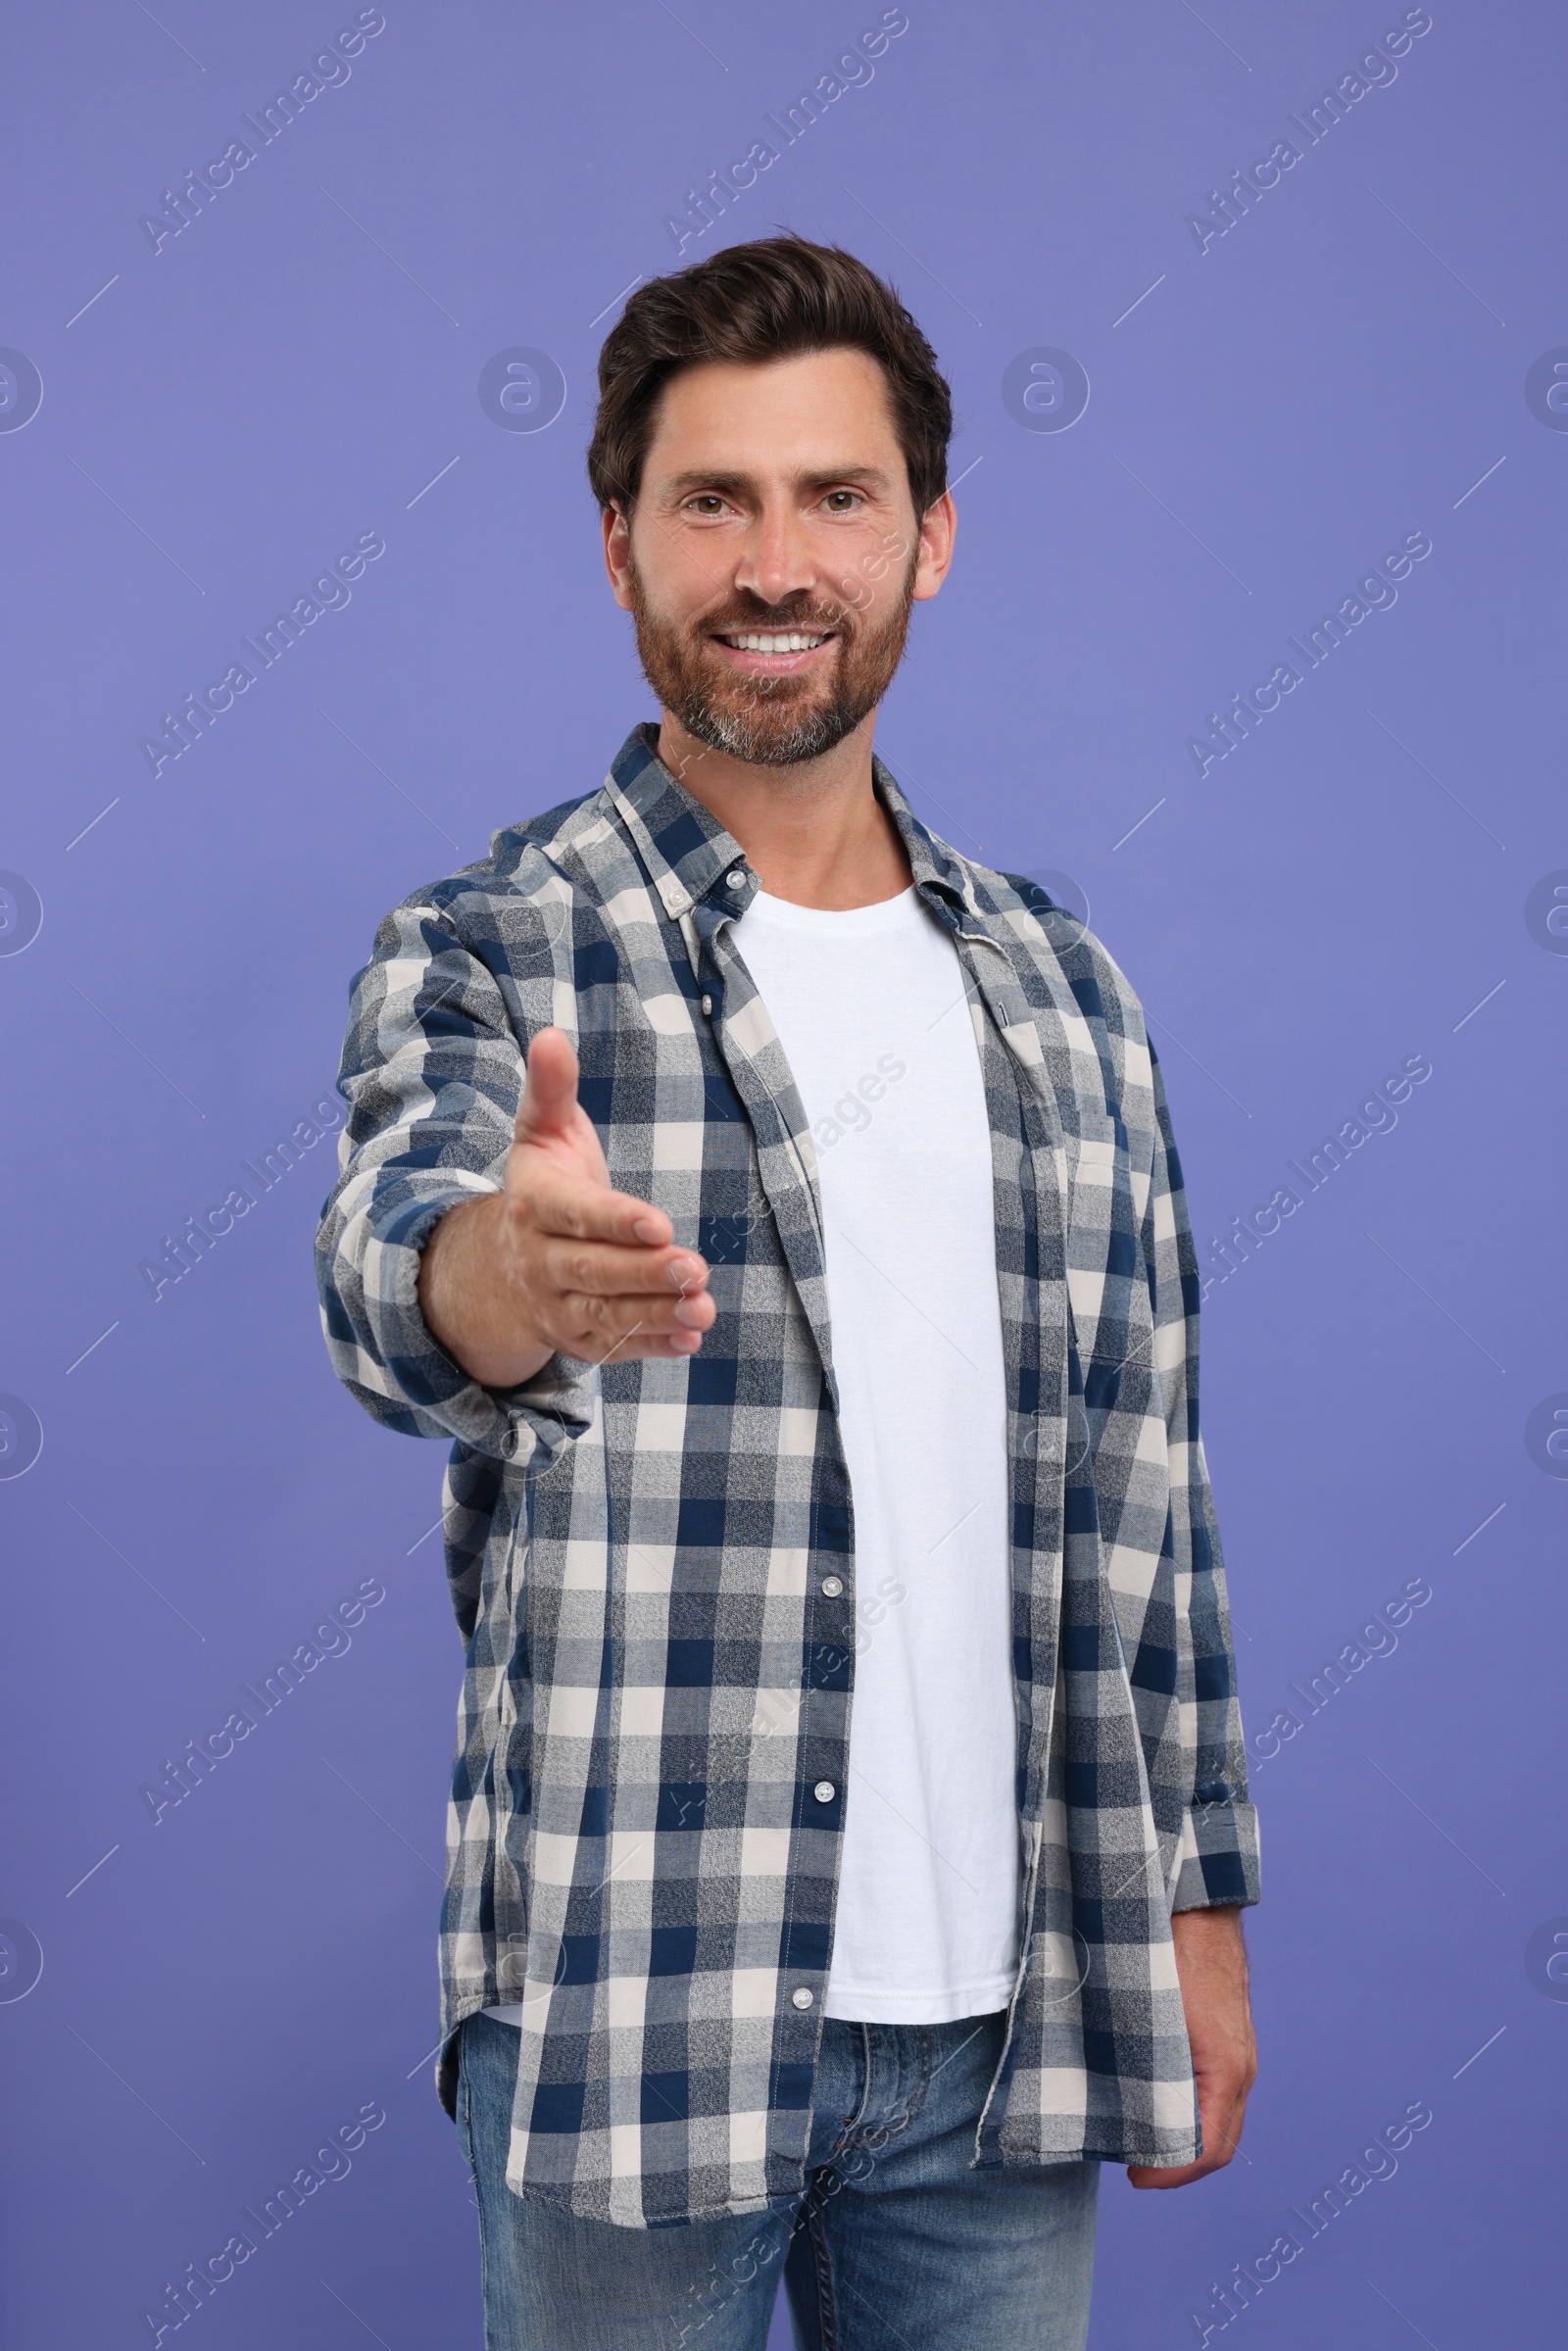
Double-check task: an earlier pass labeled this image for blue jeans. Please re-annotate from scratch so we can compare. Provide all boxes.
[455,2007,1099,2350]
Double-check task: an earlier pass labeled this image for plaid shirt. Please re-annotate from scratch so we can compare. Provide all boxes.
[316,721,1259,2226]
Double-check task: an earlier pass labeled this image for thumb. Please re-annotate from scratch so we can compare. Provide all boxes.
[514,1026,581,1145]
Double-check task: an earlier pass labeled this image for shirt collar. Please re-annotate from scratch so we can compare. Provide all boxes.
[604,720,988,932]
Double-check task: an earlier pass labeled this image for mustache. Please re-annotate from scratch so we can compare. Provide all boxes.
[702,602,850,634]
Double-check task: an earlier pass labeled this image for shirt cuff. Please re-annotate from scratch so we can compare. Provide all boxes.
[1171,1790,1261,1911]
[324,1177,600,1467]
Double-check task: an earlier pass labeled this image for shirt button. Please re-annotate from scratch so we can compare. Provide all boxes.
[813,1781,836,1804]
[701,994,712,1016]
[819,1576,843,1597]
[726,868,746,891]
[791,1986,814,2010]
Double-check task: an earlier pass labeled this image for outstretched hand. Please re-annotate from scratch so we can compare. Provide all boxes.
[417,1026,716,1388]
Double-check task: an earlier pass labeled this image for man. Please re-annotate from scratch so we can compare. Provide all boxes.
[317,233,1258,2349]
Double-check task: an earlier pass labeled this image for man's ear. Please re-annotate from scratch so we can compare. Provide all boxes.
[912,488,957,603]
[603,501,634,609]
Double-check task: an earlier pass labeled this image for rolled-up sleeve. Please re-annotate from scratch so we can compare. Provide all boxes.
[315,884,598,1469]
[1143,1039,1261,1912]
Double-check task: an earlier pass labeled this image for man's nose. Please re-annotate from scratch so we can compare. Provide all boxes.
[732,501,820,611]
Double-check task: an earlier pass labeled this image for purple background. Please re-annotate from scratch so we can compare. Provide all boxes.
[2,3,1563,2344]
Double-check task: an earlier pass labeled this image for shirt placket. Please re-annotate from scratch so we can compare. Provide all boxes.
[921,904,1078,2158]
[688,880,860,2167]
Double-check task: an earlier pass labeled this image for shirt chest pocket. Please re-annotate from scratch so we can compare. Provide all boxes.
[1062,1122,1142,1375]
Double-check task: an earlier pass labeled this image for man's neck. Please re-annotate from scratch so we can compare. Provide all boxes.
[654,708,913,911]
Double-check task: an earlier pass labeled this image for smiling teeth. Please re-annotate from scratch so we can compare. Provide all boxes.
[725,632,826,653]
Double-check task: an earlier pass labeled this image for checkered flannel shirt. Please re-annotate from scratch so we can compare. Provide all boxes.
[316,720,1259,2226]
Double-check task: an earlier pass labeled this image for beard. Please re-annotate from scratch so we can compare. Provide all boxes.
[624,548,918,768]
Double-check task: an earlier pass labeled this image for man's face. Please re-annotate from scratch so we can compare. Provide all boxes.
[604,348,953,767]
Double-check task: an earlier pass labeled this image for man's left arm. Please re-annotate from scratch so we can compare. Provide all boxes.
[1127,1034,1260,2187]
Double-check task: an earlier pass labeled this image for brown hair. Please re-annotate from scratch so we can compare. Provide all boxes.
[586,231,953,521]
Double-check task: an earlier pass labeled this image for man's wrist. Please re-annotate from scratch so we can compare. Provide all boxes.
[1171,1903,1246,1938]
[418,1193,555,1389]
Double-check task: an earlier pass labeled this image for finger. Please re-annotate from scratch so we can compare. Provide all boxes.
[1125,2158,1204,2189]
[514,1161,674,1250]
[1185,2089,1244,2178]
[540,1237,710,1299]
[1209,2088,1249,2164]
[514,1026,584,1147]
[558,1288,717,1349]
[562,1320,711,1367]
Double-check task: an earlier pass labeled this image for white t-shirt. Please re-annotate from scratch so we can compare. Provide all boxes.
[734,884,1019,2023]
[485,880,1019,2030]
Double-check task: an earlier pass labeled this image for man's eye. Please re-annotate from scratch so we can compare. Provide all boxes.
[823,491,860,512]
[688,495,729,514]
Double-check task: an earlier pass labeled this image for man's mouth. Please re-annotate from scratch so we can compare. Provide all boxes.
[708,627,838,671]
[715,629,830,653]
